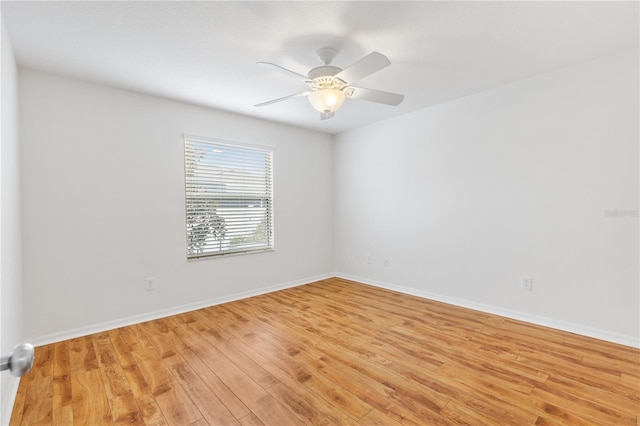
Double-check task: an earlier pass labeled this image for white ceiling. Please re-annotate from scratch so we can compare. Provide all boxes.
[2,1,638,134]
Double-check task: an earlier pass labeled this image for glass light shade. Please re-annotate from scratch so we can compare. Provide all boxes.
[308,89,346,113]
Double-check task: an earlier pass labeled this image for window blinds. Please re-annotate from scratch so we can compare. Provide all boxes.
[184,136,273,259]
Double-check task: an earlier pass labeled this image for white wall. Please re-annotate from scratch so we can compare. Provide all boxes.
[19,70,334,343]
[334,49,639,346]
[1,16,24,421]
[16,48,640,349]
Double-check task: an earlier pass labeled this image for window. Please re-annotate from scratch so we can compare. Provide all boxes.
[184,135,273,259]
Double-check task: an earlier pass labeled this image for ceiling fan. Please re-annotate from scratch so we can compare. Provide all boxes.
[255,47,404,120]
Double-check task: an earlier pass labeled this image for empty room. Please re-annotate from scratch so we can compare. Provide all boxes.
[0,1,638,425]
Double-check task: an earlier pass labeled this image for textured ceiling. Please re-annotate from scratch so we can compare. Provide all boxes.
[2,1,638,134]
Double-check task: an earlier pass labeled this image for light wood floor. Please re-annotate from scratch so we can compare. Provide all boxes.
[10,278,640,425]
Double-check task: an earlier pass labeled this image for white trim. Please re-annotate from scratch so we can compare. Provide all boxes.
[335,273,640,349]
[27,271,639,349]
[28,273,333,347]
[0,375,21,426]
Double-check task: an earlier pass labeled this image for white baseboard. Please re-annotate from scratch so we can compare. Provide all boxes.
[29,273,334,347]
[0,375,21,426]
[335,273,640,349]
[26,271,640,349]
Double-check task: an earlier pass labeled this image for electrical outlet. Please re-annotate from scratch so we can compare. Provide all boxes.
[521,276,532,291]
[384,259,390,267]
[145,277,155,291]
[367,255,372,264]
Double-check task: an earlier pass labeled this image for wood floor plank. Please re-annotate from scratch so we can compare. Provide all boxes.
[238,412,265,426]
[189,310,280,389]
[10,278,640,426]
[531,399,609,426]
[21,375,53,424]
[92,333,145,424]
[138,321,178,359]
[9,373,28,425]
[71,369,112,425]
[266,382,344,425]
[31,343,54,379]
[108,328,137,368]
[163,352,240,426]
[530,383,637,424]
[186,419,209,426]
[52,374,73,425]
[121,362,151,399]
[262,361,357,424]
[200,350,300,425]
[130,351,202,426]
[135,395,168,426]
[440,399,506,426]
[546,372,640,417]
[53,341,71,378]
[166,325,252,419]
[92,333,136,399]
[195,308,272,366]
[123,324,203,425]
[69,336,99,373]
[110,394,145,425]
[258,344,374,420]
[621,371,640,388]
[223,305,377,421]
[357,409,404,426]
[301,345,449,425]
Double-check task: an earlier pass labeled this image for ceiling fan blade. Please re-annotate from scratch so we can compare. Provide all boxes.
[347,87,404,106]
[255,91,311,107]
[334,52,391,84]
[321,111,335,120]
[257,62,310,82]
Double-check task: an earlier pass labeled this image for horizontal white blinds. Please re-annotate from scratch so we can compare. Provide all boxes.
[184,136,273,259]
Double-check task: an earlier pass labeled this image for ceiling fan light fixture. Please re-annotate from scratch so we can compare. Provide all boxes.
[256,49,403,120]
[308,89,346,113]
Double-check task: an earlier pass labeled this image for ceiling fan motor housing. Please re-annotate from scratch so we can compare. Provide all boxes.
[309,66,346,95]
[308,66,342,80]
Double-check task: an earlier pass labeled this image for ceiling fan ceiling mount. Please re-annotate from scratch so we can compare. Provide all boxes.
[316,47,339,66]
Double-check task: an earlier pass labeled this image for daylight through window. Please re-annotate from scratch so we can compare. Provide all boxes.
[184,136,273,259]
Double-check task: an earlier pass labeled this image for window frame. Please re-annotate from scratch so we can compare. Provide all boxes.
[183,134,274,260]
